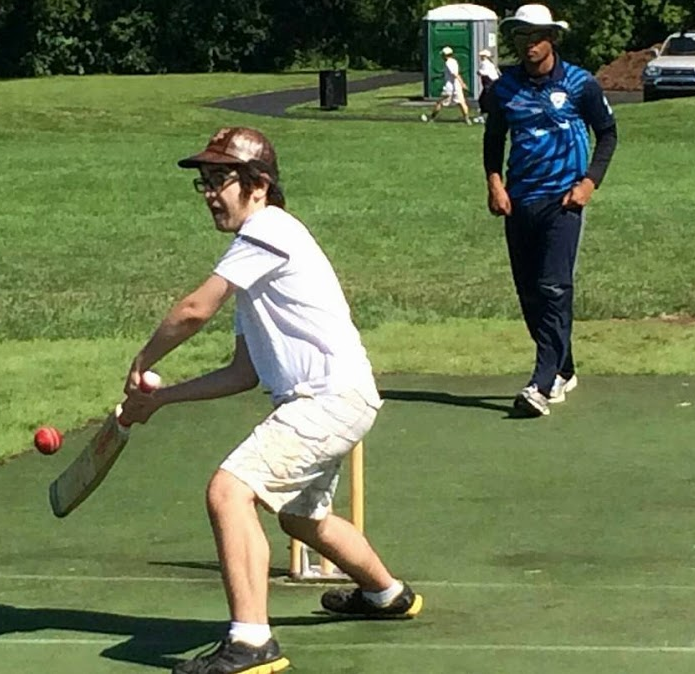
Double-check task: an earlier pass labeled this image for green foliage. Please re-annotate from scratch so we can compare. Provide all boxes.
[0,0,13,22]
[3,0,692,76]
[0,1,34,76]
[629,0,693,50]
[559,0,635,72]
[154,0,273,73]
[24,0,101,76]
[102,8,158,74]
[355,0,431,68]
[264,0,354,69]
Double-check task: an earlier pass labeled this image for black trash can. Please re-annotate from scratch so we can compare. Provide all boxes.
[319,69,347,110]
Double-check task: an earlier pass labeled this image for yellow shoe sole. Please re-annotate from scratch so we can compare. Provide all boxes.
[405,593,424,617]
[326,593,424,619]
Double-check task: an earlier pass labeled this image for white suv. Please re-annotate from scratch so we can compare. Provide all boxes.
[642,31,695,102]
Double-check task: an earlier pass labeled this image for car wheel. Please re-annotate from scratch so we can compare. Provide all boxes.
[643,87,659,102]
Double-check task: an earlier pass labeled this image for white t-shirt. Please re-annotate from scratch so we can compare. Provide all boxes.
[477,59,500,83]
[214,206,381,407]
[444,57,460,92]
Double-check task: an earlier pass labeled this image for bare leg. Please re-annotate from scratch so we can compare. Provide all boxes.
[279,512,395,591]
[207,469,269,623]
[459,100,472,124]
[428,99,445,120]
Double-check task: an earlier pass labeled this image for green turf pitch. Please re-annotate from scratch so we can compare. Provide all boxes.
[2,374,695,674]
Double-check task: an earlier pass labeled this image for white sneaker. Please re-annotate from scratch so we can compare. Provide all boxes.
[548,374,578,404]
[420,113,429,122]
[514,385,549,417]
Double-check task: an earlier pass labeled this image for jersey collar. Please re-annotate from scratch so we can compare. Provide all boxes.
[521,51,565,86]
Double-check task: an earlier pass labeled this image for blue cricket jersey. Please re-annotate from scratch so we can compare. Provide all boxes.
[486,56,615,204]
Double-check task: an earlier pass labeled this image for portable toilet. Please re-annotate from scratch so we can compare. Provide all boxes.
[423,4,498,101]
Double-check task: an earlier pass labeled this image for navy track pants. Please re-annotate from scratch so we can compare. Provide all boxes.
[505,196,583,396]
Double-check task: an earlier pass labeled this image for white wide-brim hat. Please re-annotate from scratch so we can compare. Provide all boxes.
[479,49,492,58]
[499,4,569,32]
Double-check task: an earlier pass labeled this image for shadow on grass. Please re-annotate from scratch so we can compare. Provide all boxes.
[380,389,517,416]
[148,560,289,579]
[380,389,548,420]
[0,603,346,670]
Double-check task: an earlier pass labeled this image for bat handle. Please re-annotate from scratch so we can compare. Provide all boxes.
[115,372,160,431]
[115,404,132,434]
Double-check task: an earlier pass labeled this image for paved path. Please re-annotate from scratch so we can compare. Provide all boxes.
[208,71,421,117]
[207,70,639,122]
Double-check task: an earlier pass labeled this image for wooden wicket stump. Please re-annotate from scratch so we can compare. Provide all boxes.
[288,441,364,582]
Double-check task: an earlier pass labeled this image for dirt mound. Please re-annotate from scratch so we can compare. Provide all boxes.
[596,47,658,91]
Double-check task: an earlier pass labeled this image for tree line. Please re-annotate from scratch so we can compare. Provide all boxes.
[0,0,692,77]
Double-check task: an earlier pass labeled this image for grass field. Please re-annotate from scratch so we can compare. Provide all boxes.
[3,375,695,674]
[2,72,695,458]
[2,73,695,341]
[3,69,695,674]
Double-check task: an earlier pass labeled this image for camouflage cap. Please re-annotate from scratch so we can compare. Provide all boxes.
[178,127,279,181]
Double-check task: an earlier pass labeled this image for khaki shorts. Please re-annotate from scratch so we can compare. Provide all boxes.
[440,83,464,106]
[220,389,379,519]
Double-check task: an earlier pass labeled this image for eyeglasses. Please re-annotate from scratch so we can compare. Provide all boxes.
[192,169,240,193]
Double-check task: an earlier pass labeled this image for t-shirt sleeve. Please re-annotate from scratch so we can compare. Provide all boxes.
[214,234,289,291]
[579,76,616,133]
[483,82,508,176]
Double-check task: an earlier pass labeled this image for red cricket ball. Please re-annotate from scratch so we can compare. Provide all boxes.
[34,426,63,455]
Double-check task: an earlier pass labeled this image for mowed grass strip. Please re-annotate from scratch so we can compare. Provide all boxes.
[4,318,695,459]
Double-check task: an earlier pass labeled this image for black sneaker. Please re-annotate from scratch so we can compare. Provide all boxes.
[320,582,423,619]
[172,638,290,674]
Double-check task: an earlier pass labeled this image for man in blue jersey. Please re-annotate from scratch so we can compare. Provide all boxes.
[483,4,617,417]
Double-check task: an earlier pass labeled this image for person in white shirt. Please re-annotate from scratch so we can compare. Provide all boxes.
[421,46,473,124]
[121,126,423,674]
[475,48,501,123]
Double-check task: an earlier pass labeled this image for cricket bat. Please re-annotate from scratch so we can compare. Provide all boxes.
[49,372,160,518]
[49,406,132,517]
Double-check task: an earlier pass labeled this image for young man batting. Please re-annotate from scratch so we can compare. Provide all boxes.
[121,126,423,674]
[483,4,617,416]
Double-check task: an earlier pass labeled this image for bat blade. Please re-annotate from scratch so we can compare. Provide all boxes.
[49,409,130,518]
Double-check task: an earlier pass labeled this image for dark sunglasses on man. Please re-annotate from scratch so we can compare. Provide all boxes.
[512,28,554,44]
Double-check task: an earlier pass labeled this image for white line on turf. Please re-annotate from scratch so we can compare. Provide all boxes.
[1,637,695,654]
[2,574,695,592]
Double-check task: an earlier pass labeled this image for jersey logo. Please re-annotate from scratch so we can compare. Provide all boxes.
[550,91,568,109]
[602,95,614,116]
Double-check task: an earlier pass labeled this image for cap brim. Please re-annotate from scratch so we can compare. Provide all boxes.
[177,151,244,169]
